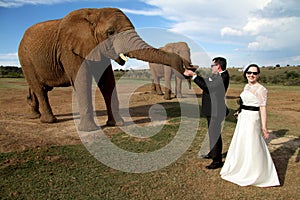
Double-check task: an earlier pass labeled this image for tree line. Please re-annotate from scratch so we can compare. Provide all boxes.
[1,65,299,86]
[0,66,23,78]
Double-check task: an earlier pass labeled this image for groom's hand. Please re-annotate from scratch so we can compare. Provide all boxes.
[184,69,196,77]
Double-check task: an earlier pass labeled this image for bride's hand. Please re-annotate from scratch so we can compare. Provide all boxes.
[263,128,269,139]
[233,112,239,119]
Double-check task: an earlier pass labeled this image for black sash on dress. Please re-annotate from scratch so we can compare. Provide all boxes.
[241,105,259,111]
[236,97,260,113]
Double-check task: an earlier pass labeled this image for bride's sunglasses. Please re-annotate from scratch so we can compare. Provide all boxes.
[246,71,259,75]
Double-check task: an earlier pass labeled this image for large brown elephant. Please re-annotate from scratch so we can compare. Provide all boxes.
[149,42,192,100]
[18,8,191,131]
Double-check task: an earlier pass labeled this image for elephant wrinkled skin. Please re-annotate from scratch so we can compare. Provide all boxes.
[18,8,189,131]
[149,42,192,100]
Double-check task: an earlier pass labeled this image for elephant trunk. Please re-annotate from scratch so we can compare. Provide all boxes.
[185,64,199,89]
[113,30,187,74]
[187,76,192,89]
[113,29,152,56]
[129,48,187,74]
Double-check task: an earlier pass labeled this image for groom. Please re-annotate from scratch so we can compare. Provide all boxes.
[184,57,230,169]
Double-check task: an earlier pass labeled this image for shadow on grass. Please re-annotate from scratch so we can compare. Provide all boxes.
[270,129,300,186]
[54,100,241,130]
[54,101,201,125]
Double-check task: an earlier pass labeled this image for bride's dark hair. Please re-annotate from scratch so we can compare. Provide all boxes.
[243,64,260,79]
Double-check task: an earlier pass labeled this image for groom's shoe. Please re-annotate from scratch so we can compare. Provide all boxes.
[205,162,223,170]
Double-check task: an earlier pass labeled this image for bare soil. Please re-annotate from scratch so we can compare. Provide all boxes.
[0,79,187,152]
[1,78,299,199]
[0,79,299,154]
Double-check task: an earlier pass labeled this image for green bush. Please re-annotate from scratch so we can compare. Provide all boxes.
[227,66,300,85]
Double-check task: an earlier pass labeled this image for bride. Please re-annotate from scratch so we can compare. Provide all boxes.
[220,64,280,187]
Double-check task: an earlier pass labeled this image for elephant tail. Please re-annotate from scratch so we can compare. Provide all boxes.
[27,88,36,106]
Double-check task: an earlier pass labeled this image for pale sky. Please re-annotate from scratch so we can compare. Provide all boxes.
[0,0,299,68]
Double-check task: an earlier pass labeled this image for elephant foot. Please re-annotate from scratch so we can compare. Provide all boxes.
[78,120,99,132]
[40,114,57,123]
[29,112,41,119]
[163,95,172,100]
[175,94,183,98]
[151,90,163,95]
[106,117,124,127]
[164,89,172,100]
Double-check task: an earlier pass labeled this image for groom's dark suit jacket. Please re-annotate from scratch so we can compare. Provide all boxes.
[194,70,230,162]
[194,70,230,118]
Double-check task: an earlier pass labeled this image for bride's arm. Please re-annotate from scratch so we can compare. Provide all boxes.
[257,85,269,139]
[260,106,269,139]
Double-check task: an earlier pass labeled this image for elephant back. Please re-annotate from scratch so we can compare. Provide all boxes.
[162,42,191,63]
[148,42,192,78]
[19,19,61,68]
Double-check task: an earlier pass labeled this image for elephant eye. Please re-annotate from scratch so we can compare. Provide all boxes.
[107,28,115,36]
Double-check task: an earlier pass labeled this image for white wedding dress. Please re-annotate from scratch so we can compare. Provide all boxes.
[220,83,280,187]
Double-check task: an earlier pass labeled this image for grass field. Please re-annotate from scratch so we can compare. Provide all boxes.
[0,78,299,199]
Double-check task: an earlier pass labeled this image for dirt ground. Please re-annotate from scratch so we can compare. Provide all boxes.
[0,79,299,155]
[0,79,195,152]
[1,78,299,199]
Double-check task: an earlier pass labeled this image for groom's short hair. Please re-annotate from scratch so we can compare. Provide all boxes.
[213,57,227,71]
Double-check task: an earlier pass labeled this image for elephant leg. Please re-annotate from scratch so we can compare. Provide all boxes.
[152,78,163,95]
[155,79,163,95]
[175,76,183,98]
[39,89,57,123]
[22,68,56,122]
[74,63,99,131]
[30,86,56,123]
[164,67,172,100]
[26,88,41,119]
[164,87,172,100]
[157,79,163,95]
[23,72,55,122]
[96,64,124,126]
[151,79,156,94]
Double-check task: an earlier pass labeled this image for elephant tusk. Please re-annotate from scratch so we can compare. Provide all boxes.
[119,53,128,62]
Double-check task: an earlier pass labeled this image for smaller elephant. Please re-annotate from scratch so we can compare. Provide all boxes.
[149,42,192,100]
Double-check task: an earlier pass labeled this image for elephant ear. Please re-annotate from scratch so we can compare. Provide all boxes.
[162,44,174,53]
[58,9,98,59]
[177,42,191,63]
